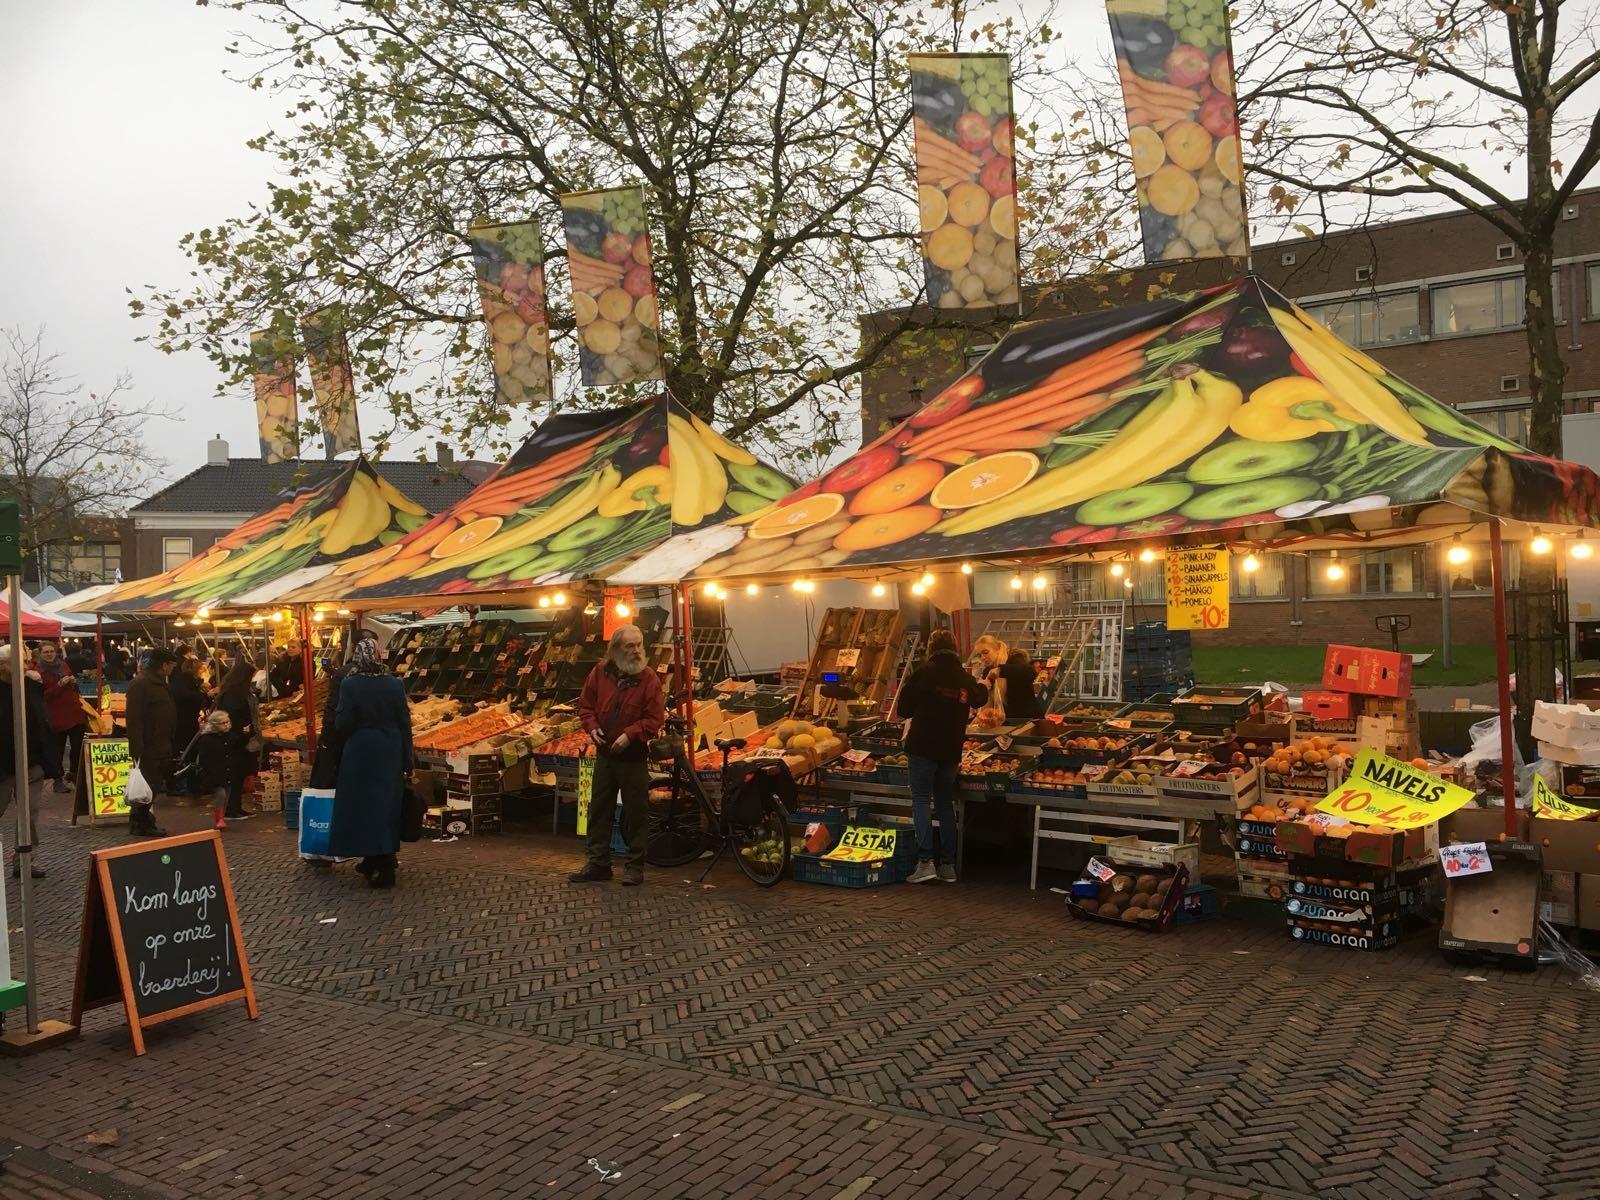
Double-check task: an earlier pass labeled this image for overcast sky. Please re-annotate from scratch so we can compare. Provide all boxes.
[1,1,280,478]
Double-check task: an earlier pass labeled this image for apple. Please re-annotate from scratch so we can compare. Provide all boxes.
[631,233,652,267]
[992,115,1013,158]
[623,264,655,299]
[499,261,528,292]
[517,296,545,325]
[955,110,992,153]
[1211,51,1235,96]
[1199,92,1238,138]
[821,444,901,494]
[600,232,634,264]
[1164,44,1210,88]
[979,155,1014,199]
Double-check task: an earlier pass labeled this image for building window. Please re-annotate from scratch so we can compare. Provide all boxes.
[1588,262,1600,319]
[62,543,121,586]
[1302,291,1420,347]
[162,536,193,571]
[1463,404,1529,446]
[1307,549,1424,596]
[1431,273,1561,337]
[1232,553,1288,599]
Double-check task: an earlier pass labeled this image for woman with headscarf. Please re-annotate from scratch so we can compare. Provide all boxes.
[331,637,412,889]
[216,657,261,820]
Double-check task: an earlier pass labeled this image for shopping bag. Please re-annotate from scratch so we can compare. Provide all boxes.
[126,763,154,806]
[298,787,336,857]
[400,784,423,843]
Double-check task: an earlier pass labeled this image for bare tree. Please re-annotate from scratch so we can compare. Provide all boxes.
[0,328,172,585]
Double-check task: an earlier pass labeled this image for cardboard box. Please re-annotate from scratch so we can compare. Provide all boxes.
[1235,818,1287,861]
[1541,870,1577,926]
[1529,816,1600,873]
[1301,691,1353,720]
[1441,805,1526,843]
[1235,715,1295,743]
[1322,645,1365,693]
[1284,892,1401,926]
[1531,701,1600,749]
[724,710,760,739]
[1579,874,1600,931]
[1537,740,1600,767]
[1321,645,1413,698]
[1440,840,1541,962]
[1287,917,1400,952]
[1284,873,1401,910]
[1277,820,1438,869]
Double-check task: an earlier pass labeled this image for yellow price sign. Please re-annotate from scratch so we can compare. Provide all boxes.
[1165,548,1229,631]
[85,737,133,821]
[823,825,898,862]
[1316,749,1473,831]
[1532,774,1600,821]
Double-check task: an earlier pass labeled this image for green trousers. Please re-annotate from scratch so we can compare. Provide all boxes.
[585,753,650,867]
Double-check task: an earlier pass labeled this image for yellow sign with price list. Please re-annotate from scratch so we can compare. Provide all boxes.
[1532,774,1600,821]
[1316,749,1473,830]
[85,737,133,824]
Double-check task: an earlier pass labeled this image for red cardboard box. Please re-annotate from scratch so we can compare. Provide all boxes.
[1301,690,1353,720]
[1276,819,1438,869]
[1320,646,1413,699]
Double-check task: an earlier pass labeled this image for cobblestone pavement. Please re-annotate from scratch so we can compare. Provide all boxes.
[3,792,1598,1199]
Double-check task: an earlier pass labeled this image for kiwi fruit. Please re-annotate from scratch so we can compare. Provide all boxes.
[1075,480,1195,527]
[1186,438,1319,486]
[1120,907,1142,922]
[1180,476,1320,522]
[1077,899,1101,915]
[1129,892,1153,910]
[1135,874,1159,894]
[1109,874,1135,895]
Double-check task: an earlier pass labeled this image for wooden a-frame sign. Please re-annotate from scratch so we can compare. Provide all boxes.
[71,830,258,1055]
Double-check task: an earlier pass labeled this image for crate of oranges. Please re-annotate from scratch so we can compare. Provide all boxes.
[1260,736,1353,801]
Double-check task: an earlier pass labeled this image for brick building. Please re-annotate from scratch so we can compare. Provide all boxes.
[859,190,1600,647]
[122,437,485,580]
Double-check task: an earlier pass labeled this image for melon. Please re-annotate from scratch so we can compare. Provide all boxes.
[787,733,817,751]
[775,720,801,741]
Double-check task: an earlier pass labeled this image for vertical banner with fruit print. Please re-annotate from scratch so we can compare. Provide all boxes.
[908,53,1019,310]
[469,220,552,406]
[249,327,300,464]
[559,186,663,387]
[301,306,362,455]
[1106,0,1246,262]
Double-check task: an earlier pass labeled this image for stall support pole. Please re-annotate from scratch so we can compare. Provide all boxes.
[1489,520,1518,835]
[678,582,695,734]
[1440,543,1454,670]
[299,607,318,765]
[8,577,37,1034]
[95,612,104,714]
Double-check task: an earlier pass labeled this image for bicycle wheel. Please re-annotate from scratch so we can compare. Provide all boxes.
[645,772,715,867]
[732,798,790,888]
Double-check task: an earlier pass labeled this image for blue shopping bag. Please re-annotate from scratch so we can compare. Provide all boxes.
[298,787,336,857]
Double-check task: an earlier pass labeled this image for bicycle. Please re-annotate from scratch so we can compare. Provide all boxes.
[644,715,793,887]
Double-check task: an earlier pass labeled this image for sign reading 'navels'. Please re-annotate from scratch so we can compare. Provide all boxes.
[1316,749,1473,830]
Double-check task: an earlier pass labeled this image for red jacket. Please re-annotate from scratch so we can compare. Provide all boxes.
[578,661,663,760]
[38,662,86,734]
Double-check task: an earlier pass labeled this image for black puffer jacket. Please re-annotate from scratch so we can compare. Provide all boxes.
[180,730,237,791]
[895,650,984,765]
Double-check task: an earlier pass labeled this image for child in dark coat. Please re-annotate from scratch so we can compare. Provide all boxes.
[180,710,237,831]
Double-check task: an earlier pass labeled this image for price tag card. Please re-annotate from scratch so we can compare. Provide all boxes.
[1316,749,1474,830]
[993,735,1013,751]
[824,825,898,862]
[835,648,861,669]
[1441,842,1492,877]
[1169,759,1208,777]
[1104,718,1133,730]
[1086,856,1116,882]
[1080,764,1108,781]
[843,748,872,764]
[1532,774,1600,821]
[748,747,787,759]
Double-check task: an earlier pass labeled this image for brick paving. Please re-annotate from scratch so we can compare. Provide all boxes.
[3,791,1599,1199]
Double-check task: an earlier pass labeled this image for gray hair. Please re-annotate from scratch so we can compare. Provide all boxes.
[606,624,646,674]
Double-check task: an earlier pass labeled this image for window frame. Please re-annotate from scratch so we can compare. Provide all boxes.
[1300,289,1422,349]
[161,536,194,572]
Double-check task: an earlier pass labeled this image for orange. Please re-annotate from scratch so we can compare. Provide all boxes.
[748,492,846,540]
[929,451,1039,510]
[833,506,942,552]
[849,460,946,516]
[1161,120,1213,172]
[946,181,992,226]
[355,553,432,588]
[1146,164,1199,216]
[430,515,505,560]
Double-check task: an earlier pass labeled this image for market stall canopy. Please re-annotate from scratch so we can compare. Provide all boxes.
[0,596,62,639]
[275,395,795,610]
[92,458,433,615]
[614,276,1600,584]
[38,583,118,617]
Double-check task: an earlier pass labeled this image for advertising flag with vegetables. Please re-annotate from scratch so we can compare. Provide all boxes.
[613,276,1600,586]
[470,220,552,407]
[301,306,363,455]
[250,328,300,464]
[1107,0,1247,263]
[302,397,795,606]
[908,53,1020,311]
[560,187,663,387]
[93,459,432,614]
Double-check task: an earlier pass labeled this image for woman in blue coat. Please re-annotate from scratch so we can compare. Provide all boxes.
[331,638,412,888]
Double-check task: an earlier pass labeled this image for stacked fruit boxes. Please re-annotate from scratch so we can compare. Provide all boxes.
[1121,622,1192,701]
[444,750,506,835]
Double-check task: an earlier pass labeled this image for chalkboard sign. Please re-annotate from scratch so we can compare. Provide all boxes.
[71,830,258,1055]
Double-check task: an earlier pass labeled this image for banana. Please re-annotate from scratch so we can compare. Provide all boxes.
[321,471,389,556]
[688,412,757,466]
[373,472,427,517]
[936,369,1243,537]
[1271,311,1431,446]
[410,465,619,578]
[675,415,728,517]
[1290,306,1385,378]
[665,412,710,524]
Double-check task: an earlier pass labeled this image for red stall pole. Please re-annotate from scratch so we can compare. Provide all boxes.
[678,581,695,734]
[1488,520,1518,836]
[299,606,319,765]
[95,611,105,718]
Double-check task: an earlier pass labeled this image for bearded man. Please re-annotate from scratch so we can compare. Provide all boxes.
[568,624,663,887]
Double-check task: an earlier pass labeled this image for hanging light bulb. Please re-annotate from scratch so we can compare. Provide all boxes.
[745,583,759,595]
[1123,577,1134,590]
[1139,547,1156,563]
[960,562,973,575]
[270,612,283,623]
[250,614,263,625]
[871,581,887,598]
[1031,573,1048,591]
[1572,535,1593,560]
[337,608,351,616]
[910,582,926,597]
[801,579,815,593]
[920,571,934,587]
[174,619,187,628]
[538,595,551,609]
[1325,553,1345,581]
[1110,562,1125,578]
[703,581,719,597]
[1010,575,1023,591]
[1530,534,1553,555]
[552,591,567,606]
[196,607,210,620]
[791,579,806,592]
[312,611,325,623]
[1446,543,1471,566]
[1242,553,1260,573]
[613,601,632,619]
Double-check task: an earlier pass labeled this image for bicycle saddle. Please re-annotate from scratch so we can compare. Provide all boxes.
[714,737,747,752]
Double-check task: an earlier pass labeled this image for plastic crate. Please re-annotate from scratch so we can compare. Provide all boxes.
[283,789,301,832]
[792,817,917,888]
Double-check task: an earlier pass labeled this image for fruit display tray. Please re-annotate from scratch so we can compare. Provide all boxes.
[1065,862,1191,932]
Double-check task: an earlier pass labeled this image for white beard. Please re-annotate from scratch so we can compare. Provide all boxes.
[610,653,646,676]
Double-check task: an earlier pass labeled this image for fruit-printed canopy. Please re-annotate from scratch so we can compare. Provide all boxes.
[277,395,795,609]
[94,458,433,615]
[614,276,1600,584]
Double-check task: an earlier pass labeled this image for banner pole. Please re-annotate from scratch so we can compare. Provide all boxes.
[299,606,318,765]
[1489,520,1518,836]
[10,575,38,1034]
